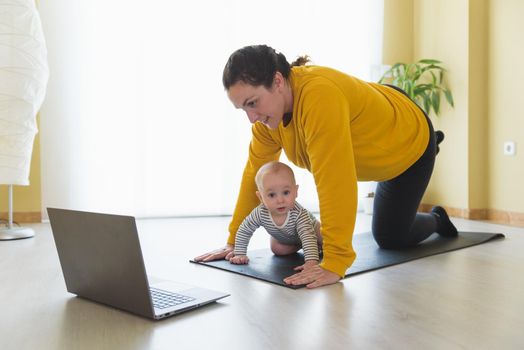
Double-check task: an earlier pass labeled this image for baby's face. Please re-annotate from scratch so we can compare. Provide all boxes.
[257,172,298,217]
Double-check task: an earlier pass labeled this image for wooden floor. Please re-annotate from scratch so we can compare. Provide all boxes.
[1,213,523,350]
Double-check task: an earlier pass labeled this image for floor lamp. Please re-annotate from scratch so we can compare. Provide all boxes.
[0,185,35,239]
[0,0,49,241]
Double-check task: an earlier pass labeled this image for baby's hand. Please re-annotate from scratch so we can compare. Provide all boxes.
[230,255,249,264]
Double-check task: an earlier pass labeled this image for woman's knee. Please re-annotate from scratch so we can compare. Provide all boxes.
[372,227,407,249]
[373,233,399,249]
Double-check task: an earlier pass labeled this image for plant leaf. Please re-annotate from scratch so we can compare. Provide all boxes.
[444,89,454,107]
[430,71,437,85]
[432,91,441,115]
[419,59,441,65]
[423,93,431,114]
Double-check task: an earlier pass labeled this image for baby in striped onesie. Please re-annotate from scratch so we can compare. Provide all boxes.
[230,161,322,267]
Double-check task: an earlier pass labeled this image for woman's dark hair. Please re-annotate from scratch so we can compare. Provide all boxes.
[222,45,311,90]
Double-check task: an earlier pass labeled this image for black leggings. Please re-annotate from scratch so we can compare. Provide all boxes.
[372,86,438,249]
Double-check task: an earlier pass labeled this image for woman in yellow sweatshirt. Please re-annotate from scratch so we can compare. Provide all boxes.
[194,45,457,288]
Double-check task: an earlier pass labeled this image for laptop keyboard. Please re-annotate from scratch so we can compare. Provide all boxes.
[150,287,196,309]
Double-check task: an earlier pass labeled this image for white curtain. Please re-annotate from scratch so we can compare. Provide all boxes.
[38,0,384,218]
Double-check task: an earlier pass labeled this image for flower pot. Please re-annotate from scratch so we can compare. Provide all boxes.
[362,196,374,215]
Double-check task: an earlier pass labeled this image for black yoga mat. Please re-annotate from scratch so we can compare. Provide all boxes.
[190,231,505,289]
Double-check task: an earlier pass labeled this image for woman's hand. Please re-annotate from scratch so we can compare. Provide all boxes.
[194,245,234,262]
[294,259,319,271]
[229,255,249,264]
[283,261,341,289]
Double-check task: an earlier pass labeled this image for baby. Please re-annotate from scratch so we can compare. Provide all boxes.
[230,161,322,267]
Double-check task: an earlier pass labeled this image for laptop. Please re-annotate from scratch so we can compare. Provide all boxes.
[47,207,229,320]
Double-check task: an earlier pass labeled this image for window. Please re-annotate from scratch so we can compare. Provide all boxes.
[39,0,384,217]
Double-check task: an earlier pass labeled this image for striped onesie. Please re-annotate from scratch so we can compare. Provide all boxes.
[233,202,320,261]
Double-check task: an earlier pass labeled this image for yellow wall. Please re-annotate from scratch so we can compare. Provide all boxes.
[383,0,524,216]
[468,0,489,210]
[382,0,414,64]
[488,0,524,212]
[413,0,470,210]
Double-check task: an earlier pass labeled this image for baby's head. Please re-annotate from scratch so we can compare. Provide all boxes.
[255,161,296,191]
[255,161,298,215]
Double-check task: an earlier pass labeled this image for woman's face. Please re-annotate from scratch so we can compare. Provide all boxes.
[227,74,287,130]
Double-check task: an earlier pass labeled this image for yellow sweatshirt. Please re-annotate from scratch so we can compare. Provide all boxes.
[227,65,429,277]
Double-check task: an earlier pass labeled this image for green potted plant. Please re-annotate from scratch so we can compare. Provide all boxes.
[378,59,454,117]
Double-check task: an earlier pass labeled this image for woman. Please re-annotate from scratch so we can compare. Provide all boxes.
[195,45,457,288]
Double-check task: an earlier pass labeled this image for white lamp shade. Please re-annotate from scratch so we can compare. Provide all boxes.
[0,0,49,185]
